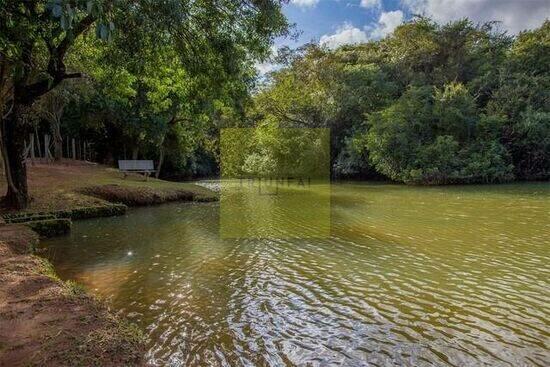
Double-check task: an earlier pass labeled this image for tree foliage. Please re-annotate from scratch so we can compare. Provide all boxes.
[252,18,549,184]
[0,0,289,207]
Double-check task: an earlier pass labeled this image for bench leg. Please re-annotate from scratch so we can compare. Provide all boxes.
[122,172,127,179]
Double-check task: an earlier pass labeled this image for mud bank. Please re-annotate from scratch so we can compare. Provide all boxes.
[0,225,147,366]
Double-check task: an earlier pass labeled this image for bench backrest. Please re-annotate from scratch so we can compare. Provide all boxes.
[118,160,154,171]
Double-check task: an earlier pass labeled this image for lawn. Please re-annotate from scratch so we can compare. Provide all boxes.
[0,160,215,213]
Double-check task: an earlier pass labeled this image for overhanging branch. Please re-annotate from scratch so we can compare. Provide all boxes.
[20,14,96,105]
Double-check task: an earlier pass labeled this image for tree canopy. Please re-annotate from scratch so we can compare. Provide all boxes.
[0,0,290,208]
[1,7,548,209]
[251,18,549,184]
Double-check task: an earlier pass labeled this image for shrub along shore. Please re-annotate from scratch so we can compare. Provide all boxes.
[0,161,217,366]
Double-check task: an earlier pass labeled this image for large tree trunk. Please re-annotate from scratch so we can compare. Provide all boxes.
[0,12,95,209]
[132,146,139,160]
[52,120,63,161]
[1,106,29,209]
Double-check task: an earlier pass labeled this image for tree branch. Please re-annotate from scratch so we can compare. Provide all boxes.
[56,14,96,59]
[20,14,96,105]
[64,72,84,79]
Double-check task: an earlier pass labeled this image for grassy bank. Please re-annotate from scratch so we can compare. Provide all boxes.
[0,160,217,365]
[0,160,216,214]
[0,225,146,366]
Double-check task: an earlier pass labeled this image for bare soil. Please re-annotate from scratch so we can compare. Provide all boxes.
[0,225,147,366]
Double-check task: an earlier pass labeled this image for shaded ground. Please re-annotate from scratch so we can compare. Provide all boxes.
[0,160,216,214]
[0,225,146,366]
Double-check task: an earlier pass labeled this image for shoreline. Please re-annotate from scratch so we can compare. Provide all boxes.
[0,163,218,366]
[0,224,146,366]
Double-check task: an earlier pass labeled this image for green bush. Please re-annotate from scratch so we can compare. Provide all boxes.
[25,219,72,238]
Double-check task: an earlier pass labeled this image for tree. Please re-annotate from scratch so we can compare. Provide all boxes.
[251,17,545,184]
[487,21,550,180]
[365,83,513,184]
[66,30,259,178]
[0,0,289,208]
[251,44,397,177]
[0,1,112,208]
[33,79,88,160]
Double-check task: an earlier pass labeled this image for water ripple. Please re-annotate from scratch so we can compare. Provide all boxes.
[41,182,550,366]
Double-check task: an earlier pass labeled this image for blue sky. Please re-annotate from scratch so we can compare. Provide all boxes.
[276,0,549,48]
[282,0,405,46]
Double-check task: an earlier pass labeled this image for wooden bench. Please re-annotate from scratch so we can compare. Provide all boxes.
[118,160,155,181]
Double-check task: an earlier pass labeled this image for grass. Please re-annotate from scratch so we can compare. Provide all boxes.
[0,159,216,213]
[81,184,194,206]
[35,258,87,297]
[34,256,61,280]
[64,280,87,297]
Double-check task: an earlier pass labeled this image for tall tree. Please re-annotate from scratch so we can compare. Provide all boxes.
[0,1,112,208]
[251,18,547,183]
[0,0,288,208]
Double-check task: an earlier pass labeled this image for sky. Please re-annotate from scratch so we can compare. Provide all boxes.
[257,0,550,73]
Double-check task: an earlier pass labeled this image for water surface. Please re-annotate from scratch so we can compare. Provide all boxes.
[41,182,550,366]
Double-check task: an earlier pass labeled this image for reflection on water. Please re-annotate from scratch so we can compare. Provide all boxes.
[40,182,550,366]
[220,179,331,238]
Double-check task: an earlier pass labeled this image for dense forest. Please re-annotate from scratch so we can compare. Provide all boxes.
[48,19,550,184]
[253,19,550,184]
[1,1,549,208]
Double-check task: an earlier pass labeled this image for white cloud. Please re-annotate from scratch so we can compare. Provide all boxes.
[401,0,550,34]
[360,0,381,9]
[256,62,277,75]
[319,11,405,49]
[320,23,369,49]
[370,10,404,39]
[255,46,279,76]
[291,0,320,8]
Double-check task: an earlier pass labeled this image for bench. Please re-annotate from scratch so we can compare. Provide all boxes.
[118,160,156,181]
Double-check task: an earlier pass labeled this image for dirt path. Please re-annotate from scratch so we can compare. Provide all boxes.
[0,225,146,366]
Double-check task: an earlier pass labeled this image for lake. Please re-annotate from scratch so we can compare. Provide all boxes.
[40,182,550,366]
